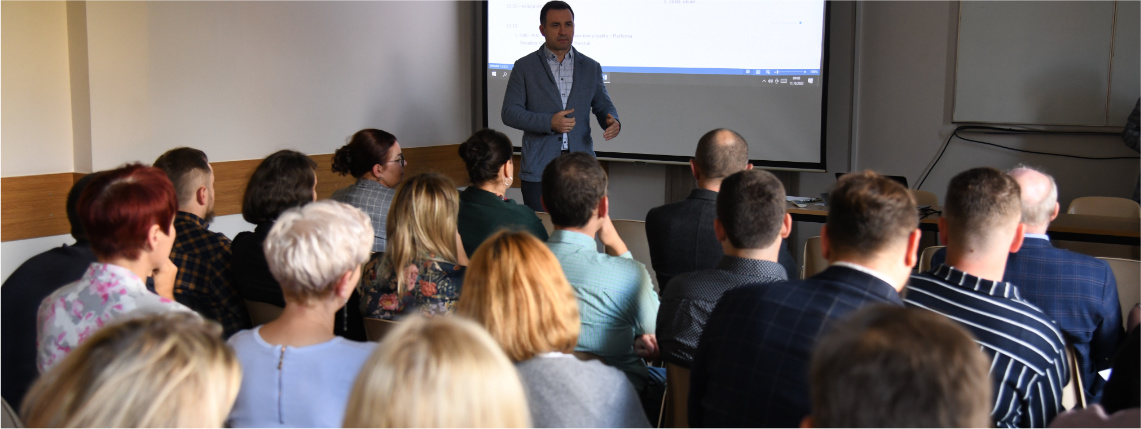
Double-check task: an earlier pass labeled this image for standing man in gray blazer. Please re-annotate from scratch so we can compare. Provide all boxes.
[502,1,621,212]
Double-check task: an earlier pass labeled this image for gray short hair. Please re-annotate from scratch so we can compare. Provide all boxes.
[1008,164,1058,227]
[264,200,373,303]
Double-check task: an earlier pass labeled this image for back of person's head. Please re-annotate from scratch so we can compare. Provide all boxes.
[458,129,514,185]
[826,171,917,258]
[153,147,212,207]
[331,129,398,178]
[717,169,786,249]
[539,0,574,25]
[944,167,1022,248]
[541,152,607,228]
[694,128,749,182]
[808,305,992,428]
[386,172,460,295]
[344,316,532,428]
[78,163,178,261]
[264,200,373,305]
[21,312,241,428]
[1007,164,1057,227]
[66,172,100,241]
[241,150,317,224]
[457,231,579,362]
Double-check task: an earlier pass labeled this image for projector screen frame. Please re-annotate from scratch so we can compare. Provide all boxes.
[479,1,830,172]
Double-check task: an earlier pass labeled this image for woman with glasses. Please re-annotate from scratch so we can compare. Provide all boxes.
[332,128,407,254]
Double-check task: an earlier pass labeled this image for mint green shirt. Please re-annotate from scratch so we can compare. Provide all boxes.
[546,230,660,390]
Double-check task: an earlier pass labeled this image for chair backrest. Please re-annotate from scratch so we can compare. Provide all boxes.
[611,219,660,292]
[1,397,23,428]
[1061,343,1088,410]
[802,236,828,279]
[1067,197,1141,217]
[245,299,284,326]
[534,211,555,236]
[362,317,400,342]
[910,189,939,207]
[659,362,691,428]
[918,245,945,273]
[1097,257,1141,328]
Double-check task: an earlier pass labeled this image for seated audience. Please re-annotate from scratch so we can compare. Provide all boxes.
[657,169,791,368]
[457,231,650,427]
[932,165,1123,402]
[645,128,797,290]
[804,305,993,428]
[359,172,467,320]
[154,147,250,337]
[688,171,921,427]
[343,315,531,428]
[456,129,549,257]
[331,128,405,253]
[21,312,240,428]
[541,152,663,415]
[906,167,1067,428]
[227,200,376,428]
[2,173,98,406]
[36,164,192,372]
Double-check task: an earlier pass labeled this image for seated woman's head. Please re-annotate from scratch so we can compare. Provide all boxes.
[386,172,461,293]
[458,129,514,188]
[332,129,405,188]
[21,312,241,427]
[343,316,531,428]
[78,163,177,265]
[457,230,579,361]
[264,200,374,306]
[242,150,318,224]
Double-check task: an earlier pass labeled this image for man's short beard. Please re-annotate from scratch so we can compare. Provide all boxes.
[204,208,216,225]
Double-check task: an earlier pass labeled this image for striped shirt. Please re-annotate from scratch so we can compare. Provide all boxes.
[547,230,659,391]
[905,264,1068,428]
[542,45,574,150]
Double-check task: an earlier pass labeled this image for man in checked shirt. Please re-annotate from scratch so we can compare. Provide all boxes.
[155,147,250,337]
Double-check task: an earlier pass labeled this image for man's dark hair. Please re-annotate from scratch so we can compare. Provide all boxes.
[695,128,748,181]
[717,170,786,249]
[67,173,100,241]
[539,1,574,25]
[944,167,1021,247]
[458,129,514,185]
[826,171,917,257]
[541,152,606,228]
[809,305,992,427]
[241,150,318,224]
[154,147,211,207]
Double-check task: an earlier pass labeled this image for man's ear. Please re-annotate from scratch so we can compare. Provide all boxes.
[597,195,610,219]
[1009,222,1025,254]
[746,163,754,170]
[903,228,922,269]
[713,218,727,242]
[779,213,792,239]
[196,185,209,206]
[689,159,700,181]
[799,416,815,428]
[541,196,548,213]
[937,217,949,245]
[1050,201,1060,222]
[819,225,831,262]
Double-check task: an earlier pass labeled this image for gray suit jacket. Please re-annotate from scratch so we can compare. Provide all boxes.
[502,46,618,182]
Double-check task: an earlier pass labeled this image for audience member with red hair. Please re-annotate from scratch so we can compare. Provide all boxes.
[35,163,194,372]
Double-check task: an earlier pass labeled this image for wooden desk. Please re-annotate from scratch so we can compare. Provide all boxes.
[787,204,1139,246]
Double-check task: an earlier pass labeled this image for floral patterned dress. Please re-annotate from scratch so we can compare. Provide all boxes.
[358,253,465,320]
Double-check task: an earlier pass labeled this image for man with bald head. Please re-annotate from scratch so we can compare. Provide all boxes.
[646,129,796,292]
[935,165,1123,403]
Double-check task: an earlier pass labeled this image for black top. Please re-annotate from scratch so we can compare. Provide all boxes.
[645,189,798,292]
[457,187,549,257]
[1,241,96,406]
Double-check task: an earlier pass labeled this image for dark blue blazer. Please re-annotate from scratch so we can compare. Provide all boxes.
[688,265,904,428]
[930,238,1123,402]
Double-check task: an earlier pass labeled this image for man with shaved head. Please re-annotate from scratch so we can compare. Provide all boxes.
[936,165,1123,403]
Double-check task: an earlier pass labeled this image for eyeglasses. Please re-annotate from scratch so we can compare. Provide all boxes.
[388,153,406,166]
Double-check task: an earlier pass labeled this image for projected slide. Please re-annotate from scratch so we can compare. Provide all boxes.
[485,0,828,168]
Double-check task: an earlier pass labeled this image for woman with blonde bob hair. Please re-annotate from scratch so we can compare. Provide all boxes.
[21,312,240,428]
[359,172,468,319]
[457,231,650,427]
[343,315,531,428]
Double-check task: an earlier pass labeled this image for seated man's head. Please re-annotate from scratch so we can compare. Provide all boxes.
[264,200,373,308]
[1007,165,1058,234]
[79,164,178,271]
[154,147,216,223]
[941,167,1023,266]
[823,171,920,288]
[806,305,992,428]
[692,128,750,188]
[715,169,791,259]
[541,152,608,230]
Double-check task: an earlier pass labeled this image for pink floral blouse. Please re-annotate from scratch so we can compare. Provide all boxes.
[36,263,193,372]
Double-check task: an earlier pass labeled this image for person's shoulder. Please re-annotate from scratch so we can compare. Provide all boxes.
[574,48,601,66]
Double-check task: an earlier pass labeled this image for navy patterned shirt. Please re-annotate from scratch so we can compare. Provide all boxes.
[171,211,249,337]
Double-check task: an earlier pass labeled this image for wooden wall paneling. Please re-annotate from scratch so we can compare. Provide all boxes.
[1,173,80,241]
